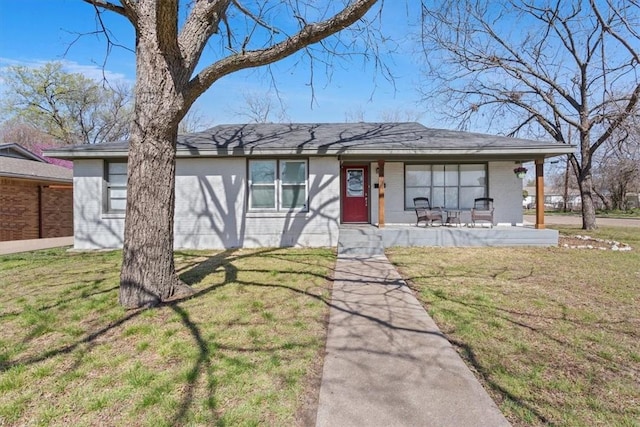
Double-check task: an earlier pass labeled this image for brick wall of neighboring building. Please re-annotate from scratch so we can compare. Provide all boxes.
[41,186,73,238]
[0,177,73,242]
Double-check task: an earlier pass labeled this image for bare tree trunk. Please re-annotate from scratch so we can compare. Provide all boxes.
[563,155,570,212]
[119,121,187,307]
[118,13,193,308]
[578,133,597,230]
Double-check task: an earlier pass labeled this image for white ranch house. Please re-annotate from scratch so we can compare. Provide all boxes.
[47,122,573,250]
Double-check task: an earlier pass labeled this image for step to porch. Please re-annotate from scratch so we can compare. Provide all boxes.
[337,225,385,257]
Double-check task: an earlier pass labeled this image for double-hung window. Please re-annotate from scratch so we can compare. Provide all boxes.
[249,159,307,211]
[405,163,487,209]
[105,161,127,213]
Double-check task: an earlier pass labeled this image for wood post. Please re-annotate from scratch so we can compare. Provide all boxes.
[535,159,545,229]
[377,159,385,228]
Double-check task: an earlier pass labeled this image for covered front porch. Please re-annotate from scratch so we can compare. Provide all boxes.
[373,158,550,230]
[338,223,558,256]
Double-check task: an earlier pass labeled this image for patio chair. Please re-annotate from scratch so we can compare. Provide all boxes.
[471,197,494,227]
[413,197,444,226]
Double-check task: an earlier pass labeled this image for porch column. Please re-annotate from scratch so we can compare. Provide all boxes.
[377,159,385,228]
[535,158,545,229]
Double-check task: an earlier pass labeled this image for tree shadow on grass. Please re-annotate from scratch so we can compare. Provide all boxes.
[1,248,332,425]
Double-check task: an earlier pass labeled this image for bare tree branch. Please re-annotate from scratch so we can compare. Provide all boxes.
[185,0,378,104]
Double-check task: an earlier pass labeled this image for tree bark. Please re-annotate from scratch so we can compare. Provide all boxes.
[578,132,597,230]
[118,5,192,308]
[82,0,382,308]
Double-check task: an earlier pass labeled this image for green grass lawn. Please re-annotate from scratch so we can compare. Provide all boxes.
[3,227,639,426]
[0,248,334,426]
[387,226,640,426]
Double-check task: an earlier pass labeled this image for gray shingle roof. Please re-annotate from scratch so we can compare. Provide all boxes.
[0,143,47,162]
[0,156,73,183]
[45,122,574,160]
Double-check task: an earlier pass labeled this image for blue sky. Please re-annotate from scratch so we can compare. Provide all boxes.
[0,0,437,127]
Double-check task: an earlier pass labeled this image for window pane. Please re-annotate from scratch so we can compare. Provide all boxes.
[405,187,429,209]
[445,165,458,186]
[107,162,127,212]
[109,188,127,199]
[460,164,486,186]
[282,184,306,208]
[108,162,127,175]
[251,186,275,208]
[346,169,364,197]
[432,165,445,186]
[281,161,305,183]
[460,187,486,209]
[109,174,127,185]
[250,160,276,184]
[445,187,459,209]
[432,187,444,207]
[109,186,127,211]
[406,165,431,186]
[110,199,126,211]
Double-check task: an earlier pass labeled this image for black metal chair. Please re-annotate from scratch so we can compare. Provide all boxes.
[413,197,444,226]
[471,197,494,227]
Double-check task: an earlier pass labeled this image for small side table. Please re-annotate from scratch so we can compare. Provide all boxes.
[446,210,462,227]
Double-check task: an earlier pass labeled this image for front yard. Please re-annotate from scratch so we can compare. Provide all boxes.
[0,248,334,426]
[387,226,640,426]
[1,225,638,426]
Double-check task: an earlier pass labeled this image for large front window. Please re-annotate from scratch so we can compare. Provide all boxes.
[405,164,487,209]
[249,159,307,211]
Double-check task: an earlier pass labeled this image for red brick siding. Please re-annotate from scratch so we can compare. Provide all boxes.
[41,186,73,238]
[0,177,73,241]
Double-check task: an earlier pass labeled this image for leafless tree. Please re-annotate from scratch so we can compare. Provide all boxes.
[344,106,367,122]
[234,91,290,123]
[82,0,383,308]
[420,0,640,229]
[178,107,214,134]
[0,119,58,148]
[378,108,423,123]
[592,120,640,210]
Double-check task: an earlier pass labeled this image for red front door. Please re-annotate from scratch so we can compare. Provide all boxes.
[342,165,369,223]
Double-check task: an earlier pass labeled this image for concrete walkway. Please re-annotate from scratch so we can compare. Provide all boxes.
[316,254,510,427]
[0,236,74,255]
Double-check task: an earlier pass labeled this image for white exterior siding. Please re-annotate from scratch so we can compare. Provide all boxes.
[73,159,125,249]
[72,157,340,250]
[488,161,524,225]
[174,158,246,249]
[370,162,415,225]
[71,157,524,250]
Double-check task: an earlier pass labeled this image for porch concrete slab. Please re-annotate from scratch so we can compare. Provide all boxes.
[0,236,74,255]
[316,254,510,427]
[381,225,559,247]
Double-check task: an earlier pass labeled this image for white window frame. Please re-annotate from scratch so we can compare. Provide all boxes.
[105,160,127,213]
[248,159,308,212]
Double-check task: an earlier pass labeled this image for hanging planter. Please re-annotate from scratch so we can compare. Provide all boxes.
[514,166,528,179]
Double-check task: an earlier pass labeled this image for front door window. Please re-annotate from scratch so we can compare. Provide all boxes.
[347,169,364,197]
